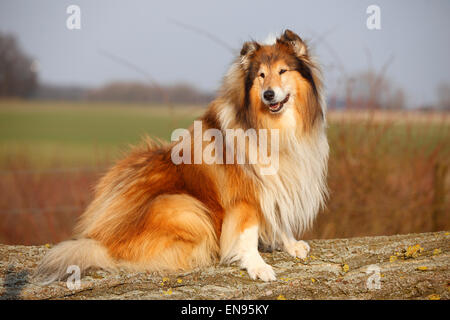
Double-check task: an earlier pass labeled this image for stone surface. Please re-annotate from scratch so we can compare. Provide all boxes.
[0,231,449,300]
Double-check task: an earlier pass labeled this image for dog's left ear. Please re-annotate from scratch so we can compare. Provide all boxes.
[240,41,260,69]
[279,29,308,56]
[240,41,260,56]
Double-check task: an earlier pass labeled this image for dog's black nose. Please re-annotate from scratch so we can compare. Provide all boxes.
[263,89,275,101]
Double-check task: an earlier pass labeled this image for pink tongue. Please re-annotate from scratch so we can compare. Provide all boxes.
[270,103,279,109]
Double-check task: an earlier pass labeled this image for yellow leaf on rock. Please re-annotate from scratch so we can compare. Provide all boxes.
[389,256,397,262]
[405,244,424,258]
[163,288,173,295]
[342,264,349,273]
[417,266,428,271]
[277,294,287,300]
[428,294,440,300]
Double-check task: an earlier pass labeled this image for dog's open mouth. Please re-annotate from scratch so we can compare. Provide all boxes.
[268,94,290,113]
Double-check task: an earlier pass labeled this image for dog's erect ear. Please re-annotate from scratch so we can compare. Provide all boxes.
[279,29,308,56]
[240,41,260,56]
[240,41,260,69]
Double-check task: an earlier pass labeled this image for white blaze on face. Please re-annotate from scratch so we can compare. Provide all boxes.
[261,87,288,105]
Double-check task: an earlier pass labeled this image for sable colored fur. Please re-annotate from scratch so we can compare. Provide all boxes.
[35,30,328,282]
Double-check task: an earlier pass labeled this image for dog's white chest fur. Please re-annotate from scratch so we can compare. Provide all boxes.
[256,125,329,246]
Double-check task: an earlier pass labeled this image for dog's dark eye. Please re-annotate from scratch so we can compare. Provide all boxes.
[279,69,287,75]
[259,72,265,78]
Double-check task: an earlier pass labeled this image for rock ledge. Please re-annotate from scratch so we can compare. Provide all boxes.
[1,231,448,300]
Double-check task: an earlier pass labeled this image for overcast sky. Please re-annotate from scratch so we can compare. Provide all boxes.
[1,0,449,107]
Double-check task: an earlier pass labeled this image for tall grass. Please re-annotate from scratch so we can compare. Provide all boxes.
[0,109,448,244]
[0,156,100,244]
[304,112,449,239]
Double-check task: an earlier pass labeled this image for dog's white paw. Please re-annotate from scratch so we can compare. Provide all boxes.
[284,240,310,259]
[246,262,276,282]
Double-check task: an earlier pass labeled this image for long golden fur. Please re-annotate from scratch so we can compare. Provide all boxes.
[35,30,328,282]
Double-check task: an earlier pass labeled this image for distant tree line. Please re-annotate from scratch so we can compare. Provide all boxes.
[0,32,38,97]
[33,84,88,101]
[436,83,450,111]
[85,81,214,104]
[328,70,406,110]
[33,81,215,105]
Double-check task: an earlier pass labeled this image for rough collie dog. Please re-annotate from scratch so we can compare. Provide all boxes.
[36,30,328,283]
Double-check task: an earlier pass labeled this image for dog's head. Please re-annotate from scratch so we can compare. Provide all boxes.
[223,30,324,132]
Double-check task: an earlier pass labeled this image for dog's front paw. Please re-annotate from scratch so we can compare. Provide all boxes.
[284,240,310,259]
[246,262,276,282]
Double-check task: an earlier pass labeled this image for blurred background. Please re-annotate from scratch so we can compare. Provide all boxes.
[0,0,448,244]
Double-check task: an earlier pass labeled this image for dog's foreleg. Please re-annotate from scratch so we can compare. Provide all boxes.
[237,224,276,281]
[280,230,310,259]
[220,202,276,281]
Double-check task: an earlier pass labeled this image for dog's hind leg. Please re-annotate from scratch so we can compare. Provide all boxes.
[105,194,220,273]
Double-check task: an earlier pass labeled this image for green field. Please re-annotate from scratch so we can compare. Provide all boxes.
[0,100,204,168]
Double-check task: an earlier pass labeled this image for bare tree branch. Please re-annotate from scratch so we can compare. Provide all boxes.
[168,18,235,54]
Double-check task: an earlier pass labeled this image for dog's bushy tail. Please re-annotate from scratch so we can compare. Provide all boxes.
[33,238,116,284]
